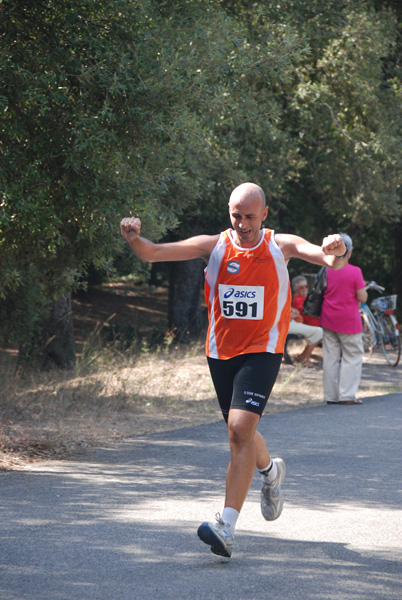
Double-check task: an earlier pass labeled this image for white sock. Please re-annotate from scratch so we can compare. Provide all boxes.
[259,459,278,483]
[222,507,239,533]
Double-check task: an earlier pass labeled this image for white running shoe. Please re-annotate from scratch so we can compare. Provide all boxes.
[261,457,286,521]
[197,514,234,558]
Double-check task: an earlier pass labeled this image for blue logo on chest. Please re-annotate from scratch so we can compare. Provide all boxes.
[227,260,240,274]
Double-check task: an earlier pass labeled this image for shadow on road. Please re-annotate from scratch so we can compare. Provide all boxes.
[1,393,401,600]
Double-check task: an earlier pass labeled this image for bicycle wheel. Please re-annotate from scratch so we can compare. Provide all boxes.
[380,314,401,367]
[361,312,375,358]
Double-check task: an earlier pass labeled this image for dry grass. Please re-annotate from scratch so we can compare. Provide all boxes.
[0,343,215,471]
[1,307,401,472]
[0,339,318,470]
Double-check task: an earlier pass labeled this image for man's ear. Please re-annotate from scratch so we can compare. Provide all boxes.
[262,206,268,221]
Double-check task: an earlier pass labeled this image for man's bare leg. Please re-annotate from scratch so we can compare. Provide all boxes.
[254,428,271,471]
[197,409,284,556]
[197,408,259,557]
[225,410,285,521]
[224,409,261,511]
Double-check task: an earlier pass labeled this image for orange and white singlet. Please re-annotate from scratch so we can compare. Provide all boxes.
[205,228,291,360]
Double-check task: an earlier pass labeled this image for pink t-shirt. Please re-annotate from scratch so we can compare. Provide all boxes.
[320,263,365,334]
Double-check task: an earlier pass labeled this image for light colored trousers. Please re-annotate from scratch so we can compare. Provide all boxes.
[288,320,323,345]
[322,328,364,403]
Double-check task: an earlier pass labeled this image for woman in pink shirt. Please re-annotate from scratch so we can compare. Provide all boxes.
[320,233,368,405]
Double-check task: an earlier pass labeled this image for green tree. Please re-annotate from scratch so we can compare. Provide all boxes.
[2,0,402,366]
[1,0,310,354]
[0,0,184,364]
[0,0,245,362]
[373,0,402,309]
[285,3,402,294]
[222,1,402,292]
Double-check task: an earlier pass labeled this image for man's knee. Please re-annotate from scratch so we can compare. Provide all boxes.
[228,410,259,446]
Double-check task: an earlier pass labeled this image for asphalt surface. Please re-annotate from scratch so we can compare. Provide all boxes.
[1,392,401,600]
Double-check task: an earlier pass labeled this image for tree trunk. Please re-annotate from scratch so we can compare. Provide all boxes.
[168,259,206,342]
[394,220,402,322]
[19,292,76,369]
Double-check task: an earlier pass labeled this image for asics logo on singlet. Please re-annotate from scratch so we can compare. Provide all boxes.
[246,398,260,407]
[223,288,257,299]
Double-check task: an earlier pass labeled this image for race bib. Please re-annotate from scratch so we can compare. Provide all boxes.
[218,284,264,320]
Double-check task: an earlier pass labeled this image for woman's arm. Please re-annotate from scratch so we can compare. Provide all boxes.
[356,287,368,303]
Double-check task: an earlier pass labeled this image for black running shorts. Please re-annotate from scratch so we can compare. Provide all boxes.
[207,352,282,422]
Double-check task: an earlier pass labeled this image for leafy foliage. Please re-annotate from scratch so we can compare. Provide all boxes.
[1,0,402,357]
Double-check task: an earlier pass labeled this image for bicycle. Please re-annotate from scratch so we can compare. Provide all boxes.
[360,281,401,367]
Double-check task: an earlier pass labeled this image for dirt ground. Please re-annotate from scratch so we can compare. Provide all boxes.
[1,282,401,471]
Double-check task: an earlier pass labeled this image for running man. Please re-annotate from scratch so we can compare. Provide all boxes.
[120,182,348,558]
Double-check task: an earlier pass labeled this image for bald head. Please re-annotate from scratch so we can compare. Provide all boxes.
[228,183,268,248]
[229,182,266,211]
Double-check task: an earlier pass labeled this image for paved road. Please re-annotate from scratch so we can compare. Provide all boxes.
[1,393,401,600]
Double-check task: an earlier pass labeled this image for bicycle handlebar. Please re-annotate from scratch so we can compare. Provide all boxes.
[364,281,385,293]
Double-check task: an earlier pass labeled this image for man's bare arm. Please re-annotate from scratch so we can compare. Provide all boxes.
[120,217,219,262]
[276,233,348,269]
